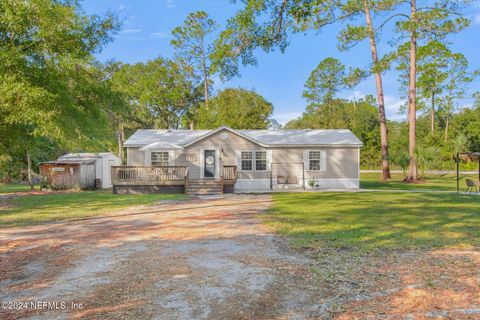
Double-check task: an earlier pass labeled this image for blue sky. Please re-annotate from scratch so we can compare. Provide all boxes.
[82,0,480,125]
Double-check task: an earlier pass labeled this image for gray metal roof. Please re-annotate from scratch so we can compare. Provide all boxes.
[41,159,96,165]
[238,129,362,146]
[124,127,362,147]
[124,129,210,147]
[59,152,115,159]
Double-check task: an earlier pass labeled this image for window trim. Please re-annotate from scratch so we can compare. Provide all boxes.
[308,151,321,171]
[254,151,267,171]
[240,151,253,172]
[151,151,169,167]
[238,150,271,172]
[306,150,326,172]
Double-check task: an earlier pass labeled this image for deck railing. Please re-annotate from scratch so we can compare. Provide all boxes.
[112,166,188,184]
[222,165,237,181]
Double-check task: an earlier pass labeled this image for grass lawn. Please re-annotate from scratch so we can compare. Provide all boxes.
[0,183,37,194]
[360,172,479,192]
[268,191,479,251]
[0,190,186,227]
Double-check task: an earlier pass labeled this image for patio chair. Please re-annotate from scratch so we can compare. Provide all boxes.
[465,179,479,193]
[277,176,287,184]
[287,176,298,185]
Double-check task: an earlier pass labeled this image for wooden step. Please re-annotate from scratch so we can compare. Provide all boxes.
[185,179,224,195]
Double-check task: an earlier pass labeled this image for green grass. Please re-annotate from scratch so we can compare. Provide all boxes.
[0,183,37,194]
[268,191,480,251]
[360,172,479,192]
[0,190,186,227]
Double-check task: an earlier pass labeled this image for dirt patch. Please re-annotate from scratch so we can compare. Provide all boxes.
[0,194,478,319]
[0,195,327,319]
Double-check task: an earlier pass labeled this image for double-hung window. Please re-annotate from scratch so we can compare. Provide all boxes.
[255,151,267,171]
[151,151,169,166]
[309,151,321,171]
[241,151,253,171]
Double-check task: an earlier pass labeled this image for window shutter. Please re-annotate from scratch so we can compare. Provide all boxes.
[144,150,151,165]
[168,150,175,165]
[235,150,241,169]
[321,150,327,171]
[266,150,273,171]
[303,150,309,171]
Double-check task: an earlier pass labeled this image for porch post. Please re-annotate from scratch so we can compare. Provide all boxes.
[302,162,305,190]
[270,169,272,191]
[456,152,459,193]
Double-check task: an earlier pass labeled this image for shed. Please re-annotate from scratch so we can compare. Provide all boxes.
[39,159,96,190]
[58,153,122,188]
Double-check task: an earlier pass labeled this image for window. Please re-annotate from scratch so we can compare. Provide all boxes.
[241,151,253,171]
[255,151,267,171]
[151,151,169,166]
[309,151,321,170]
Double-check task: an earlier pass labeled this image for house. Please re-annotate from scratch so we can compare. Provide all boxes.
[40,153,121,190]
[113,126,362,195]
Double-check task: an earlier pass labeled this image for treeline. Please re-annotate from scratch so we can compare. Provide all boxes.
[1,0,479,183]
[213,0,478,181]
[286,96,480,172]
[0,1,274,182]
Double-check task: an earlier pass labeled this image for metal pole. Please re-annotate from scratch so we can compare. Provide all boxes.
[302,162,305,190]
[456,152,459,193]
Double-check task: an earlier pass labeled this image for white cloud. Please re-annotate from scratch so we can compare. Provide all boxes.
[166,0,175,8]
[383,95,406,121]
[150,32,167,39]
[274,111,303,125]
[121,28,141,34]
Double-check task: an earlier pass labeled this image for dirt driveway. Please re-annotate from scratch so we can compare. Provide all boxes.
[0,194,328,319]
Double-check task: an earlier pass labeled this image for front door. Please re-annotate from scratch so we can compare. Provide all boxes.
[204,150,216,178]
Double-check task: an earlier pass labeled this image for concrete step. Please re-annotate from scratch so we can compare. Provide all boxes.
[186,191,222,195]
[186,187,222,193]
[188,180,223,185]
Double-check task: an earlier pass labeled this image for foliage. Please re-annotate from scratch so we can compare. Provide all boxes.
[287,97,381,169]
[415,145,440,177]
[307,178,317,188]
[390,150,409,178]
[195,88,274,129]
[171,11,217,105]
[0,0,119,181]
[110,57,201,131]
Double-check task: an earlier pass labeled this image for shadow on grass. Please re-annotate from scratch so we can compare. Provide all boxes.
[0,191,187,227]
[360,173,478,192]
[268,192,480,251]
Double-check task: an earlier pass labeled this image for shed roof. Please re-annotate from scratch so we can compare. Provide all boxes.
[59,152,116,160]
[124,126,363,147]
[40,159,96,165]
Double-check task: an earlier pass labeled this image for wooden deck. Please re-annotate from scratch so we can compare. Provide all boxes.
[112,165,237,194]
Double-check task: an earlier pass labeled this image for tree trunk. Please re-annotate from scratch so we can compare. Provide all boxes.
[406,0,418,182]
[444,114,449,142]
[203,67,209,108]
[201,36,209,109]
[363,1,391,180]
[117,125,124,163]
[431,92,435,134]
[26,147,34,190]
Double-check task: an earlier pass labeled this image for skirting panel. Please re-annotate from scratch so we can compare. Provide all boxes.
[234,179,271,192]
[113,185,184,194]
[305,179,359,189]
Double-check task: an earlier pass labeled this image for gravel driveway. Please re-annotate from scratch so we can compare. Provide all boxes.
[0,194,325,319]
